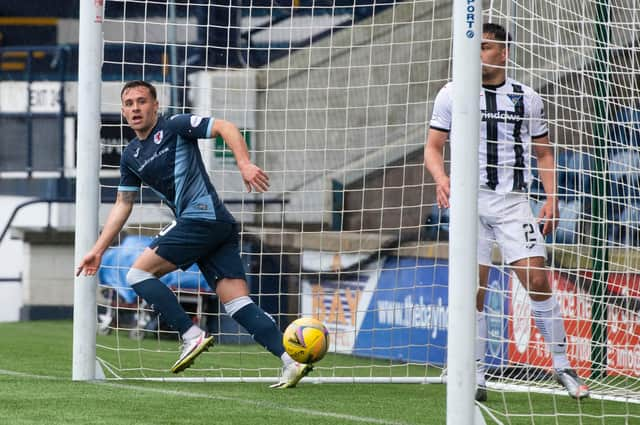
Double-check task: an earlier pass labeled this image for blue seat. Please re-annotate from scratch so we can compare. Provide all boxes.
[609,107,640,149]
[421,205,449,241]
[605,150,640,244]
[530,198,581,244]
[616,203,640,245]
[99,235,210,304]
[530,150,591,204]
[608,150,640,195]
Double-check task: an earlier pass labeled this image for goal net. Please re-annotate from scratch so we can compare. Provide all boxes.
[95,0,444,384]
[86,0,639,422]
[472,1,640,423]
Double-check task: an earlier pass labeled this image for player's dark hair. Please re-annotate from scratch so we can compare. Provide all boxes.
[483,23,512,48]
[120,80,157,100]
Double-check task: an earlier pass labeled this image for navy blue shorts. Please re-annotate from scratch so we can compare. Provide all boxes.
[149,218,246,286]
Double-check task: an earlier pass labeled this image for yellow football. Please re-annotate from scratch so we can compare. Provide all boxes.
[283,317,330,364]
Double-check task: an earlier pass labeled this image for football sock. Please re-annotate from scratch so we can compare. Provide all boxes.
[131,278,193,335]
[229,300,285,357]
[476,310,487,386]
[281,352,295,366]
[530,296,571,370]
[182,325,203,340]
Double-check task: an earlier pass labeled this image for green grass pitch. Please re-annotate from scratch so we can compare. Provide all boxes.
[0,321,636,424]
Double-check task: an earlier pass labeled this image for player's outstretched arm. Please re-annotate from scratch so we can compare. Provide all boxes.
[532,135,559,235]
[211,118,269,193]
[424,128,451,209]
[76,191,135,277]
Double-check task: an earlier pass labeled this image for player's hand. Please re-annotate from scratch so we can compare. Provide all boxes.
[76,251,102,277]
[434,175,451,209]
[239,162,270,193]
[537,197,559,235]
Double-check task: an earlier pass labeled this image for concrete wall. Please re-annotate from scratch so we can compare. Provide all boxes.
[0,198,175,321]
[19,230,75,310]
[250,1,452,225]
[0,282,21,322]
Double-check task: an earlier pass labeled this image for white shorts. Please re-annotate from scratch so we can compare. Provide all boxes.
[477,189,547,266]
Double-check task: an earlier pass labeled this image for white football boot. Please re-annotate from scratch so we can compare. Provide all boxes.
[171,330,214,373]
[270,362,312,388]
[554,369,590,400]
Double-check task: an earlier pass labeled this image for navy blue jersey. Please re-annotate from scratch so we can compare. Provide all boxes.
[118,114,235,223]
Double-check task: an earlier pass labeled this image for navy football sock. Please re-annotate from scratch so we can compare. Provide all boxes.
[232,303,285,357]
[131,278,193,335]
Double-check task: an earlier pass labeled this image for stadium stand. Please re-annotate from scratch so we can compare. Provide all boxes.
[0,0,395,185]
[1,0,638,250]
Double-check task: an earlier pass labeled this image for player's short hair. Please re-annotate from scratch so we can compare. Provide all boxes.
[120,80,157,101]
[483,23,512,48]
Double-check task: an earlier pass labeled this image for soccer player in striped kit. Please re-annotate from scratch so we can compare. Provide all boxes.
[424,23,589,401]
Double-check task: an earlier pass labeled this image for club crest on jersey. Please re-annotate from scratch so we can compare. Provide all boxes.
[508,94,523,106]
[190,115,203,127]
[153,130,163,144]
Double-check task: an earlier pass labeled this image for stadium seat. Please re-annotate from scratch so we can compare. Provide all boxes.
[421,205,449,241]
[98,234,285,341]
[99,235,211,305]
[530,198,581,244]
[609,107,640,149]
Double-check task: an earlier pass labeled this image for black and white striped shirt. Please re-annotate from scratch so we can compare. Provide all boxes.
[430,78,548,194]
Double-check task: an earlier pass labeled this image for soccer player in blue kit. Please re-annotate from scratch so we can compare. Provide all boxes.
[77,80,309,387]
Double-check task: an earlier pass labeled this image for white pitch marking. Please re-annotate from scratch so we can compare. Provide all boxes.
[0,369,412,425]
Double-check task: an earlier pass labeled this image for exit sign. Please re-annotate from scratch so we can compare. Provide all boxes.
[214,130,251,162]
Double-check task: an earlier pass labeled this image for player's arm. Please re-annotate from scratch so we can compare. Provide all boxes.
[424,128,451,208]
[76,191,136,276]
[532,134,559,235]
[210,118,269,193]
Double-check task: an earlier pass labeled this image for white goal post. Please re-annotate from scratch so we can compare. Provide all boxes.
[73,1,640,424]
[72,0,103,381]
[447,0,481,423]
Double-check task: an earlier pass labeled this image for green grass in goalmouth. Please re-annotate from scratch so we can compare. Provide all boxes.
[0,321,635,425]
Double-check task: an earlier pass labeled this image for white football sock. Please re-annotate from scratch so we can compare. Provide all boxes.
[281,352,295,366]
[182,325,202,341]
[530,296,570,370]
